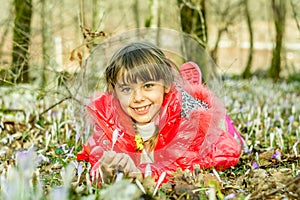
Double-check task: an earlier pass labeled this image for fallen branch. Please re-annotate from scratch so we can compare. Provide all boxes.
[250,175,300,199]
[0,108,26,116]
[265,175,300,197]
[29,95,74,123]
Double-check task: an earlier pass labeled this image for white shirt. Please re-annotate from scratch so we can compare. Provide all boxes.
[136,122,155,163]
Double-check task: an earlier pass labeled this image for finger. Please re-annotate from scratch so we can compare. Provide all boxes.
[122,155,139,174]
[99,162,114,183]
[122,156,132,172]
[128,171,142,178]
[109,153,126,167]
[127,168,142,178]
[100,161,113,175]
[117,154,129,169]
[101,151,116,164]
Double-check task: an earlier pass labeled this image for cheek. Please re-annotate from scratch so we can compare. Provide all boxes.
[158,95,165,106]
[117,95,132,111]
[119,97,129,106]
[156,90,166,104]
[150,95,164,109]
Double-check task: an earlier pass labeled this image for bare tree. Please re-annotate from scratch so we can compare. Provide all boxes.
[269,0,286,81]
[0,2,14,60]
[242,0,254,79]
[208,0,242,64]
[11,0,32,83]
[289,0,300,32]
[145,0,153,27]
[133,0,140,28]
[177,0,207,47]
[41,0,54,87]
[177,0,210,80]
[145,0,161,29]
[92,0,99,31]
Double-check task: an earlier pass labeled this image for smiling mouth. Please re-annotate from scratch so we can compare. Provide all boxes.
[132,105,151,114]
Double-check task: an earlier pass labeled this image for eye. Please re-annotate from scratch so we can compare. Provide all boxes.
[121,87,132,93]
[144,83,154,89]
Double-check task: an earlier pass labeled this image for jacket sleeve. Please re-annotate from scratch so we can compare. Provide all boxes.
[198,130,242,170]
[76,124,112,167]
[182,81,242,170]
[76,93,118,167]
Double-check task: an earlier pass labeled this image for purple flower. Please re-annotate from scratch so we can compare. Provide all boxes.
[75,133,81,144]
[252,161,259,169]
[77,163,83,175]
[16,146,39,175]
[51,111,57,118]
[38,154,50,163]
[224,193,236,200]
[246,120,252,126]
[272,149,281,160]
[288,115,294,122]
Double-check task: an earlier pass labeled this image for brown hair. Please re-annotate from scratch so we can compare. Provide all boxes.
[105,41,175,91]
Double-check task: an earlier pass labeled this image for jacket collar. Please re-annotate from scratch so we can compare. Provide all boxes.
[89,84,182,151]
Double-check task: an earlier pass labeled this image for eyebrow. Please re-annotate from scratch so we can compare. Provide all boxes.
[116,82,129,88]
[116,80,158,88]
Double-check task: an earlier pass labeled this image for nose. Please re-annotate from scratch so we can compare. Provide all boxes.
[132,88,145,102]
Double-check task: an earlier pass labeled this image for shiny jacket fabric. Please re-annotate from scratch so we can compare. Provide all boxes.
[76,80,242,180]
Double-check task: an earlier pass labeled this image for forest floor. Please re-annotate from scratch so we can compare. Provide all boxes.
[0,77,299,200]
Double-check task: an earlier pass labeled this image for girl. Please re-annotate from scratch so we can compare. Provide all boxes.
[77,41,242,183]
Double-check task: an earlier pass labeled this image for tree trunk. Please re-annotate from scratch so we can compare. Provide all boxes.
[92,0,98,30]
[208,0,242,67]
[177,0,209,81]
[133,0,140,28]
[289,0,300,32]
[145,0,153,27]
[269,0,286,81]
[210,28,225,63]
[0,2,14,59]
[11,0,32,83]
[178,0,207,47]
[41,0,54,87]
[242,0,254,79]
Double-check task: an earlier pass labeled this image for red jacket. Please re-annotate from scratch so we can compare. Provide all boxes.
[77,81,241,180]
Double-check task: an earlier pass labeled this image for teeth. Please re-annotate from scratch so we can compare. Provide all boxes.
[135,105,148,112]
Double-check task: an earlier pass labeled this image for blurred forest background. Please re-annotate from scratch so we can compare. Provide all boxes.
[0,0,299,85]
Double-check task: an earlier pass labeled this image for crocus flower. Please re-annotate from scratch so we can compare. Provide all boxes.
[224,193,236,200]
[252,161,259,169]
[288,115,294,122]
[272,149,281,161]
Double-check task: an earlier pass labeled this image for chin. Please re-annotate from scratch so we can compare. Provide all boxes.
[134,117,153,124]
[135,120,151,125]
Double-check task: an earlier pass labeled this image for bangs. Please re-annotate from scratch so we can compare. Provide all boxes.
[105,41,175,90]
[120,63,165,84]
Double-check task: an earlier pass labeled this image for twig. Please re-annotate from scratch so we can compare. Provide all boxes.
[29,96,73,123]
[0,108,26,116]
[289,0,300,32]
[250,175,300,199]
[265,175,300,196]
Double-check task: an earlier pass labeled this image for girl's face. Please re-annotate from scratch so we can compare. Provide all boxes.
[114,78,170,125]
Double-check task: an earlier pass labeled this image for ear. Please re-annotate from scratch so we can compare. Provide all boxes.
[164,86,171,94]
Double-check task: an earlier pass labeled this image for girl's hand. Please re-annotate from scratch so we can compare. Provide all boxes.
[100,151,141,182]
